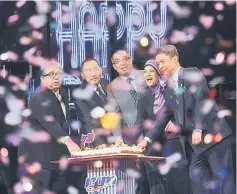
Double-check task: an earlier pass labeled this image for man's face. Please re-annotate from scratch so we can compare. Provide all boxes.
[112,50,133,76]
[155,53,177,77]
[40,65,63,91]
[81,60,102,85]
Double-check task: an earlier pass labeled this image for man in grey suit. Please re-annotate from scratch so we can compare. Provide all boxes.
[107,50,163,194]
[107,49,145,145]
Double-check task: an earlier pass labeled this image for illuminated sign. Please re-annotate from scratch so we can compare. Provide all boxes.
[84,175,117,194]
[54,1,168,83]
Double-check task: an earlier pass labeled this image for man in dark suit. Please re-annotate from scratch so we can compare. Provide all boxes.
[138,45,235,194]
[74,58,108,147]
[18,62,80,194]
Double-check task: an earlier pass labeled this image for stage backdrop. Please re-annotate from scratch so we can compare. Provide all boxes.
[50,1,170,85]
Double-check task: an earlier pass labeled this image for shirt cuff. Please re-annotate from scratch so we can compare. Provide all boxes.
[194,129,202,133]
[58,136,70,144]
[144,137,152,144]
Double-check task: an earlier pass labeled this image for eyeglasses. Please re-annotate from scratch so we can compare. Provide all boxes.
[43,71,63,78]
[83,67,100,75]
[113,56,131,65]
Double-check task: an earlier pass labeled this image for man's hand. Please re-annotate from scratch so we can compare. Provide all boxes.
[137,139,148,149]
[64,138,81,154]
[115,137,124,146]
[192,130,202,144]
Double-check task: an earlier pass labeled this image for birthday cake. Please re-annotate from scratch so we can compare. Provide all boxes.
[71,144,143,157]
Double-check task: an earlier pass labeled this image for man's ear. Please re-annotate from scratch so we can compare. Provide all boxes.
[172,56,178,62]
[81,72,85,79]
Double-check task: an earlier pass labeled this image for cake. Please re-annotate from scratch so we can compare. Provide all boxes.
[71,144,143,157]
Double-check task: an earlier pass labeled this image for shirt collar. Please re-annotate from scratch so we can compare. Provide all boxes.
[120,69,135,81]
[171,66,181,82]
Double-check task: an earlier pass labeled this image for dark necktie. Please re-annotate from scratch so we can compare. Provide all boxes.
[96,87,107,103]
[126,77,138,106]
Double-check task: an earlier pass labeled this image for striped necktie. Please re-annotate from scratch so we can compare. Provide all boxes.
[126,77,138,106]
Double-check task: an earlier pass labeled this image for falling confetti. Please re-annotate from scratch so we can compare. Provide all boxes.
[91,107,105,119]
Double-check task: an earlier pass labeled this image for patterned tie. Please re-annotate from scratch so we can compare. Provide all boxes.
[126,77,138,106]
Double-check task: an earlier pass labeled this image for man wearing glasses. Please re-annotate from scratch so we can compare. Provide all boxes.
[18,62,80,194]
[107,49,145,145]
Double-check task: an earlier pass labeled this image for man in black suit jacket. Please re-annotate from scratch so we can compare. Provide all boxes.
[18,62,80,194]
[138,45,235,194]
[74,58,108,147]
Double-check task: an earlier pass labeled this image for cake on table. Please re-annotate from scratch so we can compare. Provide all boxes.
[71,144,143,157]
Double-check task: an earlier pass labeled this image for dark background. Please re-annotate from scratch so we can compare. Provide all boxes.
[0,0,236,189]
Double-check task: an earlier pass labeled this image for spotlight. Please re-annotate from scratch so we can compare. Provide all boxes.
[140,37,149,47]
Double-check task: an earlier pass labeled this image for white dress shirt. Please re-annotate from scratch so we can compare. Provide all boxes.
[54,90,70,144]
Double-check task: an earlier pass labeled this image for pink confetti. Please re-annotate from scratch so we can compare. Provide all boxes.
[61,13,71,24]
[28,15,47,29]
[42,190,56,194]
[26,162,41,174]
[143,119,154,131]
[214,3,224,11]
[0,69,8,78]
[122,125,139,137]
[32,31,44,40]
[16,0,26,8]
[94,128,112,136]
[18,155,26,164]
[225,0,236,5]
[116,180,125,192]
[201,68,214,76]
[204,134,213,144]
[167,1,191,19]
[35,1,51,14]
[59,156,68,171]
[226,52,236,65]
[19,36,32,45]
[199,15,214,29]
[152,142,162,151]
[8,14,19,24]
[215,51,225,64]
[30,131,51,143]
[44,115,55,122]
[107,8,116,26]
[7,51,19,61]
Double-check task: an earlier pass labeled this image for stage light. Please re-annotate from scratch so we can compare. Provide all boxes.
[140,36,149,47]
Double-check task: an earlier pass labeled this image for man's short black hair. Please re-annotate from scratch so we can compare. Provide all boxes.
[111,49,129,63]
[81,58,100,70]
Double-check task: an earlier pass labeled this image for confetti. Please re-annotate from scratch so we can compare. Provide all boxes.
[67,186,79,194]
[8,14,19,24]
[217,109,232,118]
[0,148,8,157]
[28,15,47,29]
[72,84,95,100]
[93,160,103,168]
[199,15,214,29]
[226,52,236,65]
[32,31,44,40]
[91,107,105,119]
[19,36,32,45]
[214,3,224,11]
[59,156,69,171]
[16,0,26,8]
[126,168,141,179]
[167,1,191,19]
[35,1,51,14]
[204,134,213,144]
[209,76,225,87]
[201,100,214,115]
